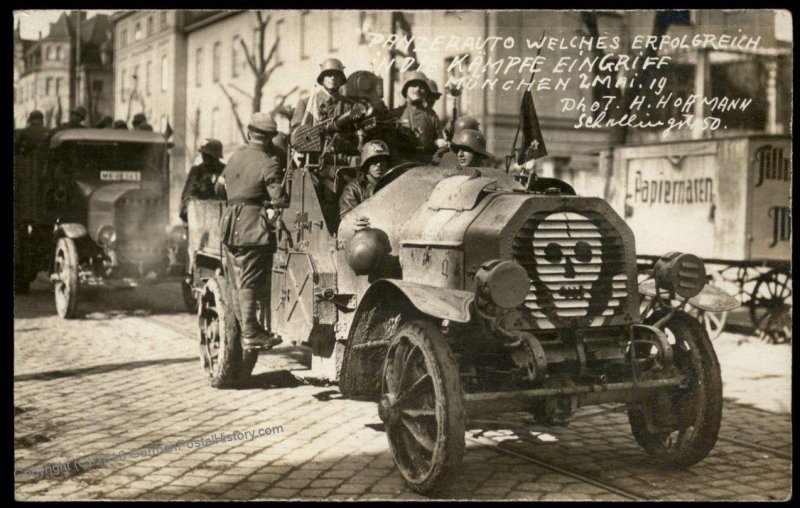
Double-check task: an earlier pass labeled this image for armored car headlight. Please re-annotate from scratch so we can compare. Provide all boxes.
[653,252,706,299]
[475,259,530,309]
[98,225,117,246]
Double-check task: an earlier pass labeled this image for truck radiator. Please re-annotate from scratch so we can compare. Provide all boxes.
[512,210,630,328]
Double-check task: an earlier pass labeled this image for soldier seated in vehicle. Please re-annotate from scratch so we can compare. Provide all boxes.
[179,138,226,223]
[390,71,443,164]
[339,140,391,217]
[437,115,481,167]
[450,129,490,169]
[291,58,350,130]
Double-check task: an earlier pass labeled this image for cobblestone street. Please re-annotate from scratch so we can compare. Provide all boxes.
[14,277,792,501]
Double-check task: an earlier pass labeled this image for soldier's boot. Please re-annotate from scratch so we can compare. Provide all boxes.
[239,289,282,351]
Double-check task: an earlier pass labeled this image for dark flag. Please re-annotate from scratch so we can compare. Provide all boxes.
[163,119,173,140]
[517,88,547,164]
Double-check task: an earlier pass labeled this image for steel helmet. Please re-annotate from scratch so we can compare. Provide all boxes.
[454,115,480,133]
[401,71,431,98]
[71,106,87,119]
[248,112,277,135]
[199,138,224,159]
[427,78,442,100]
[132,112,147,126]
[317,58,346,85]
[28,110,44,123]
[359,140,391,169]
[451,129,489,157]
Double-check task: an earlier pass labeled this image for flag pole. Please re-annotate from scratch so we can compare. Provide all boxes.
[505,30,546,173]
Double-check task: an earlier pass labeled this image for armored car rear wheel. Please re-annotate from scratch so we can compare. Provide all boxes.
[628,310,722,466]
[198,276,257,388]
[380,320,465,495]
[53,237,79,319]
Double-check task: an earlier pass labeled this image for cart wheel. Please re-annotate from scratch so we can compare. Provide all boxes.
[53,237,79,319]
[688,309,728,341]
[749,269,792,344]
[182,271,198,313]
[627,310,722,466]
[198,276,257,388]
[380,320,465,495]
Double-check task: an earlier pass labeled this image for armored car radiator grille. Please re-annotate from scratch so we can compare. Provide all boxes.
[512,210,630,329]
[115,197,167,263]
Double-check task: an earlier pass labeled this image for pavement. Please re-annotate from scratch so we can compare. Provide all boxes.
[13,276,792,500]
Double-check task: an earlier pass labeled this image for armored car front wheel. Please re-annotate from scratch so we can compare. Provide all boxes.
[198,276,257,388]
[627,310,722,466]
[53,237,79,319]
[380,320,465,495]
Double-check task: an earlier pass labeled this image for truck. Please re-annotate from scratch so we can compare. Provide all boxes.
[186,152,737,494]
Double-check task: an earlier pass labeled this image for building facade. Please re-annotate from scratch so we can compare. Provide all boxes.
[14,11,114,128]
[111,10,188,222]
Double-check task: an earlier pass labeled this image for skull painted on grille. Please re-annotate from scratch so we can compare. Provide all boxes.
[533,212,602,317]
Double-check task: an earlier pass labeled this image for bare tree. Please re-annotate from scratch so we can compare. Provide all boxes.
[219,82,247,144]
[240,11,282,114]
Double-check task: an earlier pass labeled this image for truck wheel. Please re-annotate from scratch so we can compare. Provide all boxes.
[749,269,792,344]
[627,310,722,466]
[198,276,257,388]
[379,320,465,495]
[53,237,79,319]
[182,272,198,313]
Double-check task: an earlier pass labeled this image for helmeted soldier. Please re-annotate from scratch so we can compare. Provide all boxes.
[439,116,483,168]
[392,71,442,164]
[179,138,226,223]
[113,119,129,130]
[291,58,350,129]
[216,113,284,351]
[339,140,390,216]
[132,113,152,131]
[14,110,49,226]
[94,115,114,128]
[450,129,490,169]
[60,106,87,129]
[14,110,48,156]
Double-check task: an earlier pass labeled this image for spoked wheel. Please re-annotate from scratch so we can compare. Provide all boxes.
[687,308,728,341]
[53,237,79,319]
[182,271,198,313]
[379,320,465,495]
[628,310,722,466]
[198,276,257,388]
[749,269,792,344]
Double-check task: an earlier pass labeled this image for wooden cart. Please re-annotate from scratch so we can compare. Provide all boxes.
[603,135,791,343]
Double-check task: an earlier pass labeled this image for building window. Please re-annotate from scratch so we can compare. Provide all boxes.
[45,77,52,96]
[56,46,63,60]
[121,29,127,47]
[274,19,284,61]
[160,11,167,29]
[161,55,169,92]
[327,11,339,52]
[232,36,240,77]
[47,46,55,60]
[146,60,152,95]
[134,22,142,41]
[147,16,154,35]
[56,78,63,96]
[300,11,310,59]
[195,48,203,87]
[212,41,221,83]
[121,69,127,102]
[211,107,220,139]
[160,114,167,133]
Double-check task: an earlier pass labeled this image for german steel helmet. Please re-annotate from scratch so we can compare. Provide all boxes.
[317,58,346,85]
[427,78,442,100]
[272,132,288,152]
[132,112,147,126]
[401,70,431,98]
[199,138,224,159]
[248,112,277,135]
[454,115,480,133]
[359,140,391,169]
[451,128,489,157]
[72,106,88,119]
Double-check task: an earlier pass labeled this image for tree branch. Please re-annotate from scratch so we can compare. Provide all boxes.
[263,61,283,85]
[261,37,280,74]
[240,38,257,75]
[219,82,247,144]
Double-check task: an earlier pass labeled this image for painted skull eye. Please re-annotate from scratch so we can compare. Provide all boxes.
[544,243,562,263]
[574,241,592,263]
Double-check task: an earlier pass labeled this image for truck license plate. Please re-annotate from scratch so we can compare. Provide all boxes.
[100,171,141,182]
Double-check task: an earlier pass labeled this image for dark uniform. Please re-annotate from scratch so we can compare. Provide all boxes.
[392,102,441,163]
[14,122,49,222]
[339,176,377,216]
[179,157,225,222]
[291,88,350,129]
